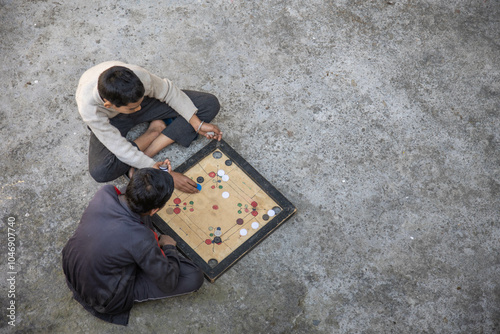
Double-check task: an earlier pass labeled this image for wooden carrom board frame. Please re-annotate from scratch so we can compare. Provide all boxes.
[152,139,296,282]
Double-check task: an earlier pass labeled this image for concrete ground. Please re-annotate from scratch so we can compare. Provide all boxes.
[1,0,499,333]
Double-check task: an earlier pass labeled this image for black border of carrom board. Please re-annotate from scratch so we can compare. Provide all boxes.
[151,139,297,282]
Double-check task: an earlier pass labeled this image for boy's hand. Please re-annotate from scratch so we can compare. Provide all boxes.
[199,123,223,141]
[189,115,222,141]
[159,235,177,247]
[153,158,172,172]
[154,159,198,193]
[171,171,199,193]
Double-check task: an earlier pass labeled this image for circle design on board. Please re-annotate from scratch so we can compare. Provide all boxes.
[166,207,174,214]
[209,172,216,178]
[240,229,248,236]
[213,151,222,159]
[174,207,181,214]
[212,205,219,210]
[251,210,258,217]
[262,214,269,221]
[236,218,244,225]
[197,176,204,183]
[225,159,232,166]
[251,201,258,208]
[205,239,212,245]
[251,222,260,229]
[173,198,181,205]
[222,192,230,199]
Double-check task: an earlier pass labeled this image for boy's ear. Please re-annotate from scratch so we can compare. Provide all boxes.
[149,208,160,216]
[103,99,113,109]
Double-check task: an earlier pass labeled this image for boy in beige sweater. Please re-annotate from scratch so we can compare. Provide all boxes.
[76,61,222,193]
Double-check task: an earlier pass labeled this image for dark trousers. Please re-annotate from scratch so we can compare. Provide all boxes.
[67,255,204,326]
[133,254,204,302]
[67,216,205,326]
[133,216,204,302]
[88,90,220,182]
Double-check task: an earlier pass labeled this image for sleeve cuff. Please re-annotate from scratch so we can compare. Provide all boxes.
[162,244,177,251]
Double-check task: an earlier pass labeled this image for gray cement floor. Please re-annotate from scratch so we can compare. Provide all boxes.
[1,0,499,333]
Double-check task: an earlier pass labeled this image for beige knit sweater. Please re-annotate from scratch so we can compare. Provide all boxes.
[76,61,198,169]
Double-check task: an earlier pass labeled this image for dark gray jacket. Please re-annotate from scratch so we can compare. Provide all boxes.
[62,185,179,324]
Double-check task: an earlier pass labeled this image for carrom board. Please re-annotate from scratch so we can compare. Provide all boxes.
[152,139,296,282]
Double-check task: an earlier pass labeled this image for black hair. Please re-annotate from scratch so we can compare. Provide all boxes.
[97,66,145,107]
[125,168,174,215]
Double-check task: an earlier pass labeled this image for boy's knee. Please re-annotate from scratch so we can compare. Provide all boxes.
[193,268,205,291]
[208,94,220,113]
[201,94,220,120]
[184,265,205,292]
[89,168,109,183]
[89,165,114,183]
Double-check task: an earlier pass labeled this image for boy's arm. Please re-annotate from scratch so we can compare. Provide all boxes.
[127,64,222,141]
[135,237,181,293]
[84,107,156,169]
[129,65,198,124]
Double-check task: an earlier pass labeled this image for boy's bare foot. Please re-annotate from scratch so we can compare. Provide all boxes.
[134,120,167,152]
[144,134,175,158]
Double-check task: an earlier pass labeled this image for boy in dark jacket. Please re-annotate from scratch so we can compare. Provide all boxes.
[62,163,203,325]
